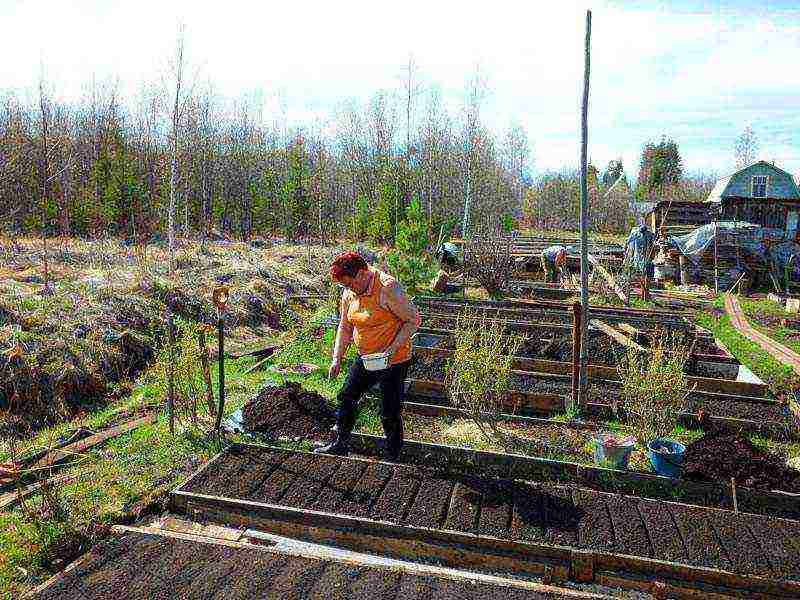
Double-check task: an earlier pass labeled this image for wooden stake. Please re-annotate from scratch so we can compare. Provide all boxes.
[198,327,216,415]
[731,477,738,513]
[167,305,175,435]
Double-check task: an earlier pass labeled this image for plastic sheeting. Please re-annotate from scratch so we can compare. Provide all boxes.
[624,226,656,272]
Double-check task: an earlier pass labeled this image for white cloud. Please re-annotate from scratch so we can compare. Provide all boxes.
[0,0,797,178]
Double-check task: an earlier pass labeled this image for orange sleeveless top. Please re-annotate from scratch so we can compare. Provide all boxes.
[345,268,411,365]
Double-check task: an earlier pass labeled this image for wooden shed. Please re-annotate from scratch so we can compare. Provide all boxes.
[645,200,714,236]
[706,160,800,233]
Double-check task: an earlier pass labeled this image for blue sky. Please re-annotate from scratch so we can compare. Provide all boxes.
[1,0,798,181]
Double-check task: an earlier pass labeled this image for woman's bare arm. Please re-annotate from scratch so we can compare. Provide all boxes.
[382,282,419,356]
[332,293,354,364]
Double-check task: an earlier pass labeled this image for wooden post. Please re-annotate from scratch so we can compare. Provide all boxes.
[578,10,592,405]
[167,305,175,435]
[198,327,216,416]
[215,311,226,432]
[571,302,581,411]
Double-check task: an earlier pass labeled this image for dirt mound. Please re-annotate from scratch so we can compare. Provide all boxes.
[241,382,335,441]
[682,431,800,492]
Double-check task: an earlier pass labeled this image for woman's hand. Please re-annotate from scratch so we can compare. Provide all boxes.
[328,358,342,380]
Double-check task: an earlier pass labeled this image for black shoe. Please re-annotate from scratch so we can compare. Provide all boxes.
[314,439,350,456]
[383,447,402,462]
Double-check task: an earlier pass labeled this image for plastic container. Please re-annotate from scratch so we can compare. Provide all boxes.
[648,438,686,478]
[362,351,390,371]
[593,433,636,470]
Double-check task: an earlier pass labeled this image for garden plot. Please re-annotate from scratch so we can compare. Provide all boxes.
[173,445,800,599]
[406,353,789,435]
[26,527,594,600]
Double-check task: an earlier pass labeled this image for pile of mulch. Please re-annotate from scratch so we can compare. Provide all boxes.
[682,431,800,492]
[241,382,335,441]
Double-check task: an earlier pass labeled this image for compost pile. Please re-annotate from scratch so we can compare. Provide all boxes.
[241,382,335,441]
[682,431,800,492]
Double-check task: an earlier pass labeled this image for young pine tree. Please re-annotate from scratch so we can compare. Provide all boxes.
[387,197,434,294]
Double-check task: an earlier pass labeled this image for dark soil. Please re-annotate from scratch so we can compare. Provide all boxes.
[31,530,572,599]
[241,382,335,441]
[682,431,800,492]
[185,448,800,581]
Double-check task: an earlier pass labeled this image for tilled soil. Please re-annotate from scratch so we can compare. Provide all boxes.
[682,431,800,492]
[185,447,800,582]
[241,382,335,441]
[30,530,575,599]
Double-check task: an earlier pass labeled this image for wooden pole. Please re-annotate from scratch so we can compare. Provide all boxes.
[167,305,175,435]
[214,310,226,432]
[570,302,581,412]
[578,10,592,407]
[198,327,216,416]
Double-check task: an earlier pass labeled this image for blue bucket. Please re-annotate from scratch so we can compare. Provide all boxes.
[594,434,635,470]
[648,438,686,478]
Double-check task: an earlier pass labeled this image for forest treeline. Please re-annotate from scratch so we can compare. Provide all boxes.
[0,75,529,243]
[1,71,719,242]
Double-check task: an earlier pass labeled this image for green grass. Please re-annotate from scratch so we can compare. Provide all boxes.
[739,296,800,358]
[0,305,370,600]
[694,299,796,396]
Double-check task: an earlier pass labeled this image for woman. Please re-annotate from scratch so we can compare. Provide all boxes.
[316,251,419,461]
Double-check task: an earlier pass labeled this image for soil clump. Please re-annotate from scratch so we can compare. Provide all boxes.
[241,382,335,441]
[683,431,800,492]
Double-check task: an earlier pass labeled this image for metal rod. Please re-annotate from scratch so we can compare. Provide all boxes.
[214,311,226,432]
[578,10,592,408]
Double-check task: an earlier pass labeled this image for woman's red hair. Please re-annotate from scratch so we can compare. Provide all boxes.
[330,251,368,280]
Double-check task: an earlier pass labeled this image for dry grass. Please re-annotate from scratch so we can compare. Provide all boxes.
[0,235,346,438]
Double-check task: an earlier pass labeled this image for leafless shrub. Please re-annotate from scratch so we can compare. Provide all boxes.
[463,232,515,299]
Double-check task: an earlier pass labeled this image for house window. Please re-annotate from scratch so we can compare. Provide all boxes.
[752,175,768,198]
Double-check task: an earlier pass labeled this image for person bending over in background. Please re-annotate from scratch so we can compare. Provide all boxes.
[540,245,568,284]
[431,241,465,295]
[315,251,420,461]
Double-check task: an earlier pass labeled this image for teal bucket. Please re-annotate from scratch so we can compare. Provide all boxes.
[593,434,635,470]
[648,438,686,478]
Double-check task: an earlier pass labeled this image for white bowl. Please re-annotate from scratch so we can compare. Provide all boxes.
[362,351,390,371]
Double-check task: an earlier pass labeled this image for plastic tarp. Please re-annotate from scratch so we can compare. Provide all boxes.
[623,226,656,272]
[666,222,800,282]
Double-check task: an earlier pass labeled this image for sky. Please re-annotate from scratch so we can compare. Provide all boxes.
[1,0,798,182]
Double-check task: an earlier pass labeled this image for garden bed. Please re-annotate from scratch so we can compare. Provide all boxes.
[27,527,580,600]
[173,445,800,598]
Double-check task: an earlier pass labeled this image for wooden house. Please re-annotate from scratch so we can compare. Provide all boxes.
[705,161,800,233]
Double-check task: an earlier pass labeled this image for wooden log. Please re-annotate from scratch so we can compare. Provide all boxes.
[590,320,647,353]
[0,473,76,511]
[587,253,627,303]
[28,414,157,473]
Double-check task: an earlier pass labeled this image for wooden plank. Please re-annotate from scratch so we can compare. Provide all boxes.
[406,378,564,413]
[0,473,76,511]
[587,253,627,303]
[27,414,157,473]
[590,320,647,353]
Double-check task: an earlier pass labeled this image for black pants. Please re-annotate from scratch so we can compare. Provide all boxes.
[336,357,409,456]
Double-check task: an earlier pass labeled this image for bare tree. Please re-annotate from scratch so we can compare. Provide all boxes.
[734,125,758,169]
